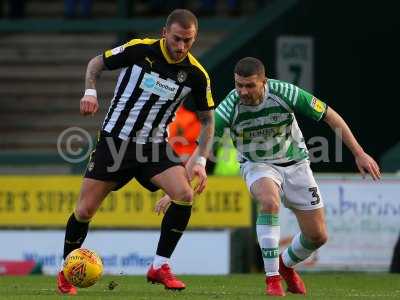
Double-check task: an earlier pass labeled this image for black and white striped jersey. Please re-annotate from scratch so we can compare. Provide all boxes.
[101,38,214,143]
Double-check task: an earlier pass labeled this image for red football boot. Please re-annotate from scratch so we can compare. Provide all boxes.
[279,255,306,295]
[265,275,285,296]
[147,264,186,290]
[57,270,77,295]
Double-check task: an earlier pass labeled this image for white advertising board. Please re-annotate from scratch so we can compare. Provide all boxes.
[280,178,400,271]
[0,230,230,275]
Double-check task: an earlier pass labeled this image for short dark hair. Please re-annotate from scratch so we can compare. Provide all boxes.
[166,9,198,31]
[234,57,265,77]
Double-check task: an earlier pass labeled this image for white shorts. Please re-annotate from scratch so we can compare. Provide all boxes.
[240,160,324,210]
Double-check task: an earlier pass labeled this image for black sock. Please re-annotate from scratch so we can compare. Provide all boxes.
[156,202,192,258]
[63,213,90,259]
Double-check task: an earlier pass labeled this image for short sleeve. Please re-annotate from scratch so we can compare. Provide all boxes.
[214,91,236,138]
[187,54,214,111]
[214,110,229,138]
[269,80,327,121]
[103,39,152,70]
[191,72,215,111]
[294,89,328,121]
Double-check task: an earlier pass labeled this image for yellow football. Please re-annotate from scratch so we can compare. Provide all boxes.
[63,248,103,288]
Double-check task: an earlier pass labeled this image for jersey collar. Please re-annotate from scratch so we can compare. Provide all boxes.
[160,38,187,64]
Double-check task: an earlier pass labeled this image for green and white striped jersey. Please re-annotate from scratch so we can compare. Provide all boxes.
[215,79,327,163]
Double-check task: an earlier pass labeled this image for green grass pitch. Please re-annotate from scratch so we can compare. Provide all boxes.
[0,273,399,299]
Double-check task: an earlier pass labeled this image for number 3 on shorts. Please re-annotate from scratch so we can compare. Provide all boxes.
[308,187,321,205]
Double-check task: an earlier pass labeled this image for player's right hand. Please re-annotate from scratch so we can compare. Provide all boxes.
[355,151,381,181]
[80,96,99,116]
[187,163,207,194]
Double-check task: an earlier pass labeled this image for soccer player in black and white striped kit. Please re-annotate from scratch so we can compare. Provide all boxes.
[57,9,215,295]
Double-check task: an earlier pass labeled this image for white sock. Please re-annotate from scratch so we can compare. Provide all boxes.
[152,255,169,269]
[256,213,280,277]
[282,232,318,267]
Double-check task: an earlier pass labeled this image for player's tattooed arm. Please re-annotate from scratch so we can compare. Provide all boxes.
[197,110,215,158]
[80,55,104,116]
[85,55,105,90]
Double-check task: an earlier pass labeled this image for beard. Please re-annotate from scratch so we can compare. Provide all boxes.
[174,51,185,60]
[240,93,263,105]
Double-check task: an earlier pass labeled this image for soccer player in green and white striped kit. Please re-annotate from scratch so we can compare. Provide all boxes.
[156,57,381,296]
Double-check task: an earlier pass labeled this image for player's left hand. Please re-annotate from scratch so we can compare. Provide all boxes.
[187,163,207,194]
[355,152,381,180]
[155,195,172,215]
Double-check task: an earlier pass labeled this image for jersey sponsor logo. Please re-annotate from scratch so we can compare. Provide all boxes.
[311,97,325,113]
[238,114,290,129]
[243,127,282,139]
[139,73,179,100]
